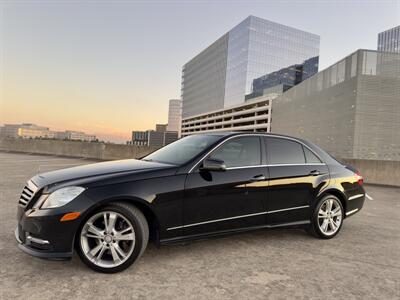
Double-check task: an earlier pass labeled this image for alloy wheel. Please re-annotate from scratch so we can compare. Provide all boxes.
[317,198,343,236]
[80,211,136,268]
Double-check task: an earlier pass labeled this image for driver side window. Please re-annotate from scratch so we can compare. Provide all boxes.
[209,136,261,168]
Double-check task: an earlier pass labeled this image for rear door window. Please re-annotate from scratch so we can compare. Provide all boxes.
[265,137,305,164]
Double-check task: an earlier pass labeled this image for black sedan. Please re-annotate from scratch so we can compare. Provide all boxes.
[15,132,366,273]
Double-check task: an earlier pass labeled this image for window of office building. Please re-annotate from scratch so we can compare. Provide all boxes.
[362,51,377,75]
[317,72,323,91]
[337,60,345,83]
[351,53,358,77]
[330,64,337,86]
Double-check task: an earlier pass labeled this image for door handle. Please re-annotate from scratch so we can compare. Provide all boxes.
[249,175,266,182]
[309,170,322,176]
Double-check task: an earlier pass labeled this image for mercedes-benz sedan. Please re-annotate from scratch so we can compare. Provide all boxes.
[15,133,365,273]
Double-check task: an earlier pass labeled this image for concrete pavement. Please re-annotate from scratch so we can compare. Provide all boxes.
[0,152,399,299]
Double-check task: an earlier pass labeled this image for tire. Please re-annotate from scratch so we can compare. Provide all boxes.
[77,202,149,273]
[307,195,344,239]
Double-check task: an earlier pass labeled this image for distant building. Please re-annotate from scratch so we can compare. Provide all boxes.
[132,125,178,148]
[181,15,320,119]
[0,123,54,139]
[131,131,149,146]
[155,124,167,132]
[0,123,96,141]
[56,131,96,141]
[378,25,400,53]
[166,99,182,135]
[271,49,400,161]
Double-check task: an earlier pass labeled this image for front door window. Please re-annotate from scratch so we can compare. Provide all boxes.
[209,136,261,168]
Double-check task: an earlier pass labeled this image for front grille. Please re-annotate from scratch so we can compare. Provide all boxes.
[19,180,38,207]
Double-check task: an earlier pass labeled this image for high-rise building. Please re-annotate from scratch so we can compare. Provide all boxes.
[181,15,320,118]
[271,49,400,161]
[378,25,400,53]
[166,99,182,134]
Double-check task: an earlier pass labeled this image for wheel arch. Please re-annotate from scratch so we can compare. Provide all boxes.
[316,188,347,215]
[74,196,160,250]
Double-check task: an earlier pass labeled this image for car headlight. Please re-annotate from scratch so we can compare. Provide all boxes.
[40,186,85,209]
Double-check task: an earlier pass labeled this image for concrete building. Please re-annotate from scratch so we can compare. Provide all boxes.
[378,25,400,53]
[271,49,400,161]
[181,15,320,118]
[166,99,182,135]
[181,94,273,137]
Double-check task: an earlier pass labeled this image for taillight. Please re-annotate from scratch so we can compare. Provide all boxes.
[355,170,363,185]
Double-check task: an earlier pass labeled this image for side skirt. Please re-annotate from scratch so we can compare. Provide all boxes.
[159,220,311,245]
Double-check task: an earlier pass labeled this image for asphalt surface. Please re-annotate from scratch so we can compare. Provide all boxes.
[0,151,399,300]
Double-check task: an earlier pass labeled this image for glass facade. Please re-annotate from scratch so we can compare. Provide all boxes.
[378,25,400,53]
[181,16,320,118]
[245,56,319,100]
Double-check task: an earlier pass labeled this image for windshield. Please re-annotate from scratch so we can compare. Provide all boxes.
[142,135,221,165]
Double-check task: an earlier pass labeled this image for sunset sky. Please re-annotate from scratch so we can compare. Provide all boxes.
[1,0,399,143]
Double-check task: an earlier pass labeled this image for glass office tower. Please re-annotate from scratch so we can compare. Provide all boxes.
[181,16,320,118]
[378,25,400,53]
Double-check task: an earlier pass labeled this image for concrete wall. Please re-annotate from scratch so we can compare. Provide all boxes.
[342,158,400,187]
[0,137,398,186]
[0,137,155,161]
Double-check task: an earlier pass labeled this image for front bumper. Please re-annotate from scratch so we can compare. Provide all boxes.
[15,227,72,260]
[15,205,81,260]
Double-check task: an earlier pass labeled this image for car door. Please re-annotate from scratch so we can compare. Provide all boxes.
[182,136,268,236]
[263,137,330,226]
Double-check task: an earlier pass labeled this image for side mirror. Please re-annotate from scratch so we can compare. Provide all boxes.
[201,158,227,172]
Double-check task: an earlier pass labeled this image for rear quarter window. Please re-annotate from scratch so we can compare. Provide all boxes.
[303,146,322,163]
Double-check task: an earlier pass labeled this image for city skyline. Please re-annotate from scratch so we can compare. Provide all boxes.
[1,1,399,143]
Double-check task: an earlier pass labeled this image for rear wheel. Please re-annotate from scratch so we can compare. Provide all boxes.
[307,195,344,239]
[77,202,148,273]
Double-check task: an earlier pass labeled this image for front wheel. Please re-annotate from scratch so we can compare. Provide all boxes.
[77,202,149,273]
[307,195,344,239]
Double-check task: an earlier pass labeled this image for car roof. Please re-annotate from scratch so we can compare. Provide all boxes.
[210,131,303,140]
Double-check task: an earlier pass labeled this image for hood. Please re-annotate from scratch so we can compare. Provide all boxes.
[31,159,175,188]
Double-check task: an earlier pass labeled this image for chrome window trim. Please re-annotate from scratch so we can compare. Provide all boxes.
[348,194,364,201]
[188,133,325,174]
[225,163,326,170]
[166,205,310,231]
[346,208,359,216]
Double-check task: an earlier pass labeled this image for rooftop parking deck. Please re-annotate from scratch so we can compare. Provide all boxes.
[0,152,399,299]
